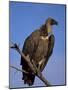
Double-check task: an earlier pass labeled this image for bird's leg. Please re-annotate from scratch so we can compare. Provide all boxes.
[32,59,37,74]
[32,60,41,75]
[37,58,45,73]
[37,61,42,73]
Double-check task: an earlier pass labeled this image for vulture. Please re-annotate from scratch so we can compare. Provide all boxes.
[20,17,58,86]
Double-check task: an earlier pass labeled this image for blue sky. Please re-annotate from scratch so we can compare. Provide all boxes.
[9,1,66,88]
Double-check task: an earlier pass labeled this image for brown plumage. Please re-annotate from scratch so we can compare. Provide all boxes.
[20,17,58,86]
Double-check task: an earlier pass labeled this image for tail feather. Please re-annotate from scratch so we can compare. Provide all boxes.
[22,73,35,86]
[21,61,35,86]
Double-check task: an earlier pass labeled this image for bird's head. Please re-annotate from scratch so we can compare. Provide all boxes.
[46,17,58,26]
[45,17,58,33]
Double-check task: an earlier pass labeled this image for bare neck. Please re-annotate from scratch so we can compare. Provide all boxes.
[46,24,52,34]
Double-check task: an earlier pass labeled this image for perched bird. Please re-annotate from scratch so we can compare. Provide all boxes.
[20,17,58,86]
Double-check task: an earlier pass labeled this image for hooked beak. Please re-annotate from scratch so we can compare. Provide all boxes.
[54,20,58,25]
[52,19,58,25]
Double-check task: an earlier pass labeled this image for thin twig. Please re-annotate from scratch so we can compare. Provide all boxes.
[10,65,29,74]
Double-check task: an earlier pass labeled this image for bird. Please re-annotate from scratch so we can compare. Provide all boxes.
[20,17,58,86]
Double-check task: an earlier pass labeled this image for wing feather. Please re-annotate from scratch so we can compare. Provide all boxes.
[41,34,55,71]
[20,30,40,65]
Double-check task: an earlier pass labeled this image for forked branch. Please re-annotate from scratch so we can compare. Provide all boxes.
[10,42,51,86]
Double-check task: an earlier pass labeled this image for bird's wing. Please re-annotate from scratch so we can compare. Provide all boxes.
[41,34,55,71]
[20,30,40,65]
[20,30,40,86]
[47,34,55,58]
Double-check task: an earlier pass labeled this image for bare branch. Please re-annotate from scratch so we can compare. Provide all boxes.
[10,65,29,74]
[37,73,51,86]
[10,42,51,86]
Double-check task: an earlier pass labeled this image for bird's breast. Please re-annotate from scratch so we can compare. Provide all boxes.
[33,36,49,64]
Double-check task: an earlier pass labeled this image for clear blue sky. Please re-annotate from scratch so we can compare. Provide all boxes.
[9,1,66,88]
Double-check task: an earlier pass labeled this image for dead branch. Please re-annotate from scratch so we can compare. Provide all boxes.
[10,42,51,86]
[10,65,29,74]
